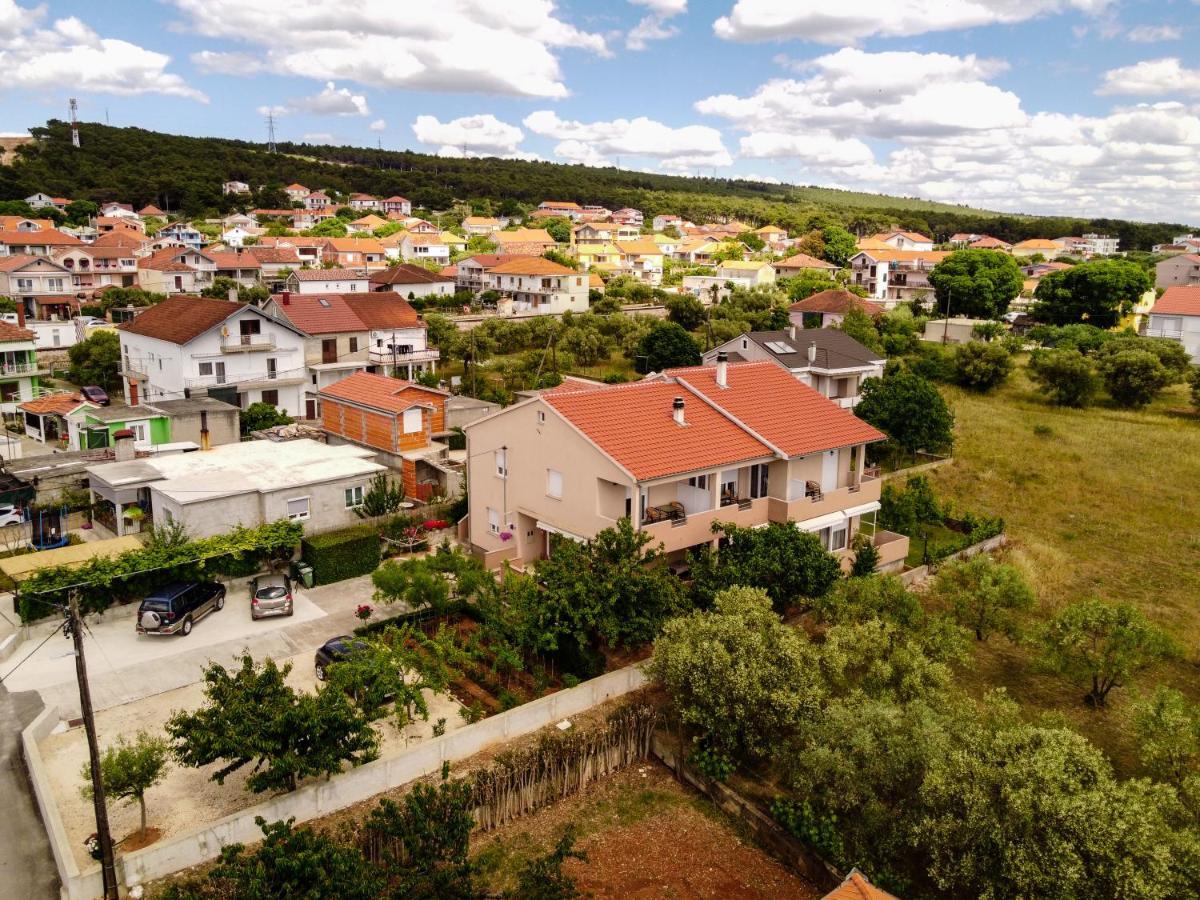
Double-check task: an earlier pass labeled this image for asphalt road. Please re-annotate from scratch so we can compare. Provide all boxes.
[0,683,59,899]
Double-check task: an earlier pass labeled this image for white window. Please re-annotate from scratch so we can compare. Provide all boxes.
[687,474,709,490]
[16,278,32,291]
[536,409,545,425]
[495,448,507,478]
[819,523,848,552]
[547,468,563,499]
[129,422,148,443]
[198,362,213,376]
[402,407,422,434]
[487,506,500,534]
[286,497,310,521]
[345,486,364,508]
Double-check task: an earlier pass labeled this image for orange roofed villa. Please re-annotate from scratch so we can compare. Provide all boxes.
[462,359,908,572]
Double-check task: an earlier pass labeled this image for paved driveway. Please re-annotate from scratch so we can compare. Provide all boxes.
[2,575,380,717]
[0,684,58,899]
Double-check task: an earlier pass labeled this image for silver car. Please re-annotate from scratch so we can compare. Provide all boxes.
[250,574,294,620]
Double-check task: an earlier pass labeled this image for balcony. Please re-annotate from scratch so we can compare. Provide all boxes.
[768,472,882,525]
[641,496,769,552]
[1144,326,1183,340]
[367,347,440,367]
[221,334,276,352]
[0,360,40,377]
[871,529,910,571]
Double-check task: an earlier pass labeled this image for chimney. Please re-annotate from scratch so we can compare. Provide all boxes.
[200,410,211,452]
[128,381,139,407]
[715,350,728,388]
[16,303,25,329]
[673,396,686,426]
[281,291,291,305]
[113,429,135,462]
[227,287,238,303]
[808,341,817,363]
[789,323,797,340]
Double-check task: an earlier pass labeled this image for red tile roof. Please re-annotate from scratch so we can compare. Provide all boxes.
[790,290,886,318]
[272,292,421,334]
[118,296,241,344]
[0,321,34,342]
[776,252,838,270]
[91,231,145,248]
[289,268,369,281]
[207,251,261,270]
[343,294,422,330]
[20,393,90,416]
[822,870,898,900]
[245,246,303,264]
[368,264,453,286]
[0,229,81,247]
[545,380,775,481]
[458,254,539,269]
[664,361,885,457]
[0,253,47,271]
[1152,285,1200,316]
[318,372,445,412]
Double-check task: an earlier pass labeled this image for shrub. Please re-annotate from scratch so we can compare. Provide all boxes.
[905,343,956,382]
[857,373,955,457]
[1097,349,1172,408]
[302,524,381,585]
[1028,348,1099,407]
[953,341,1012,392]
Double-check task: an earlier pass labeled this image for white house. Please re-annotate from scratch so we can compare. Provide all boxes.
[24,193,68,210]
[681,261,777,301]
[382,196,411,217]
[1146,286,1200,362]
[284,268,371,294]
[284,183,310,202]
[871,230,935,252]
[399,233,450,265]
[119,296,307,414]
[222,181,251,195]
[136,246,218,295]
[155,223,204,250]
[368,264,457,298]
[481,258,590,315]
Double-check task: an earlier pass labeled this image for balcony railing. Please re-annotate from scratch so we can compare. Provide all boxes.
[1144,327,1183,340]
[221,333,276,352]
[0,361,39,376]
[367,347,440,366]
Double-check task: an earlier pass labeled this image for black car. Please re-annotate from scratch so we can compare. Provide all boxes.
[137,581,226,636]
[314,635,368,681]
[250,573,294,620]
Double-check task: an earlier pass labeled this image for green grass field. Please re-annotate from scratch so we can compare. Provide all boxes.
[926,365,1200,768]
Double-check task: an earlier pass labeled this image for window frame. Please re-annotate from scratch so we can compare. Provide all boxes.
[345,485,364,508]
[286,496,311,521]
[546,468,563,499]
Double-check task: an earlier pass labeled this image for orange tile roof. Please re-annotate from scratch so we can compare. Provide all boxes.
[1152,285,1200,316]
[1013,238,1060,250]
[822,869,898,900]
[322,237,385,253]
[91,231,145,248]
[616,240,662,255]
[776,252,838,270]
[119,296,241,344]
[0,321,34,342]
[856,249,950,264]
[20,393,90,416]
[343,293,423,330]
[486,258,576,276]
[545,380,774,480]
[290,267,368,281]
[0,228,81,246]
[872,230,933,244]
[318,371,445,412]
[667,362,885,457]
[0,216,53,230]
[790,290,885,317]
[493,228,554,245]
[207,251,261,269]
[0,253,50,272]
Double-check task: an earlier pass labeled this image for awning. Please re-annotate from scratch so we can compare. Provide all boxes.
[536,520,587,543]
[796,511,847,532]
[843,500,882,519]
[0,535,143,583]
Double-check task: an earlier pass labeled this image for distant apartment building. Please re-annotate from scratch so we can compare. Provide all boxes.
[481,258,590,315]
[849,249,949,307]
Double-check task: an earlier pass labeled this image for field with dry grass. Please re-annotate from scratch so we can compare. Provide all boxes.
[925,365,1200,768]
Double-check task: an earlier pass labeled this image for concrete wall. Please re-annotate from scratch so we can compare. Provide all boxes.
[29,663,648,899]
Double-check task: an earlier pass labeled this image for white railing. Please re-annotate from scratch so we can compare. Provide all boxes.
[1144,327,1184,340]
[0,361,39,376]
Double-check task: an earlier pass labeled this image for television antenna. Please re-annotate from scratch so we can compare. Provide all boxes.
[69,98,80,148]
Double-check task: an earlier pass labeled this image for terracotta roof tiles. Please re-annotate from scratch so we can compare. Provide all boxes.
[790,290,886,318]
[118,296,241,344]
[1152,285,1200,316]
[318,372,445,413]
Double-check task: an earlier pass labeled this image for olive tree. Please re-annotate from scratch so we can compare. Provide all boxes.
[928,554,1035,642]
[1027,348,1100,407]
[1097,349,1173,408]
[81,731,170,838]
[952,341,1013,392]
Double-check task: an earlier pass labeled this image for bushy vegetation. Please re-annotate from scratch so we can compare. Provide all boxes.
[301,523,382,586]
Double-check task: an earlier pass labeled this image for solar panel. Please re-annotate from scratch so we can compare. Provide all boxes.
[765,341,795,354]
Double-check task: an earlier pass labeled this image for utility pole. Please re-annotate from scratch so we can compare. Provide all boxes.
[68,591,119,899]
[942,288,952,344]
[266,112,278,154]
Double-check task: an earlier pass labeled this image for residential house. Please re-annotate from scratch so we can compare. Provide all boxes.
[69,395,240,451]
[0,256,75,321]
[493,228,556,255]
[53,246,139,292]
[118,296,307,413]
[284,268,370,294]
[320,237,387,269]
[463,360,906,571]
[155,223,204,250]
[244,245,304,279]
[399,233,450,266]
[701,328,885,408]
[652,214,682,232]
[462,216,501,236]
[347,214,387,235]
[255,236,326,266]
[790,290,886,329]
[610,208,644,227]
[948,233,984,248]
[774,253,839,278]
[681,260,776,301]
[969,236,1012,252]
[0,216,53,233]
[222,180,251,195]
[220,225,257,248]
[95,217,145,235]
[27,319,81,349]
[368,264,456,298]
[849,249,949,307]
[1011,238,1062,258]
[208,250,263,288]
[305,191,332,210]
[86,438,384,538]
[348,193,381,211]
[870,230,934,251]
[263,290,435,416]
[580,205,611,222]
[137,246,218,294]
[319,372,458,500]
[20,393,95,446]
[138,205,165,217]
[674,239,725,264]
[1155,254,1200,290]
[615,240,665,284]
[536,201,583,221]
[754,224,791,250]
[98,203,137,219]
[403,219,440,235]
[922,317,994,345]
[574,243,622,272]
[440,231,467,255]
[1079,233,1119,255]
[382,196,411,217]
[651,233,681,256]
[1145,286,1200,362]
[0,319,45,413]
[285,183,310,202]
[24,193,70,210]
[574,222,640,245]
[0,228,82,257]
[482,258,590,315]
[454,254,537,295]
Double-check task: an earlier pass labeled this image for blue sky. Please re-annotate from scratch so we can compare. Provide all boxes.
[1,0,1199,222]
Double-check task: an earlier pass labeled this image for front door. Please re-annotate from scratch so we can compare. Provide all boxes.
[214,361,226,384]
[820,449,839,493]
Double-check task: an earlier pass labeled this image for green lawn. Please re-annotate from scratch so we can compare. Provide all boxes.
[925,365,1200,768]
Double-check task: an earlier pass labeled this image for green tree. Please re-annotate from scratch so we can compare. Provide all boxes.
[782,269,837,301]
[927,249,1024,319]
[691,521,842,612]
[1027,348,1100,407]
[1039,599,1175,707]
[1097,349,1172,408]
[540,216,572,244]
[559,326,609,367]
[649,586,823,760]
[856,373,955,455]
[509,826,588,900]
[66,329,121,391]
[364,763,477,898]
[0,296,15,314]
[1191,367,1200,411]
[1133,687,1200,790]
[634,321,700,373]
[664,294,706,331]
[201,276,267,304]
[928,554,1035,641]
[80,731,170,838]
[820,225,858,266]
[167,655,379,793]
[1097,335,1192,380]
[64,199,98,225]
[836,306,884,354]
[327,625,449,729]
[239,401,294,435]
[878,474,942,538]
[373,556,452,615]
[1033,259,1151,327]
[354,472,405,519]
[738,230,765,251]
[849,533,880,577]
[952,341,1013,392]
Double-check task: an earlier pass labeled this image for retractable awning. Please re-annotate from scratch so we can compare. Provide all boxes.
[795,511,847,532]
[843,500,882,519]
[536,520,587,543]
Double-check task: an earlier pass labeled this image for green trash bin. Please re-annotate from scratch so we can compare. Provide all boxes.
[295,563,314,589]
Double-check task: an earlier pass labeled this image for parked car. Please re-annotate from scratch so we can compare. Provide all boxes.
[0,505,25,527]
[250,573,294,620]
[136,581,226,636]
[80,385,110,406]
[314,635,368,681]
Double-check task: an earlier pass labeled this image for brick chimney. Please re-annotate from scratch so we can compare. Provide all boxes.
[16,303,26,328]
[673,396,686,426]
[281,291,291,305]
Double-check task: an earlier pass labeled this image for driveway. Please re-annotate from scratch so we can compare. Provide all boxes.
[2,575,380,718]
[0,683,58,899]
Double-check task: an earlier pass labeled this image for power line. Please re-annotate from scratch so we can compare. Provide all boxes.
[0,623,63,684]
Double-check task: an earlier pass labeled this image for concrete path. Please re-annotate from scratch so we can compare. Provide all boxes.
[0,683,59,899]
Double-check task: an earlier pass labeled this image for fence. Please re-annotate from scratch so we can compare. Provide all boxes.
[24,661,648,899]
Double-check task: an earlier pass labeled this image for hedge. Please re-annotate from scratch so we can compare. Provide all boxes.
[301,524,381,586]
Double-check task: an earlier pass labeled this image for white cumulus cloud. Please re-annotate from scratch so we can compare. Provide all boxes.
[1098,57,1200,96]
[173,0,606,99]
[368,119,387,132]
[411,114,526,157]
[627,0,686,50]
[524,110,732,169]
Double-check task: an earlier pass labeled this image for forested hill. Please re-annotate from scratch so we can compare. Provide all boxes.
[0,120,1188,249]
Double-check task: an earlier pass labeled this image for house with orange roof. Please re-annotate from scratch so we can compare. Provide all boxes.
[849,248,950,307]
[305,191,332,210]
[24,193,70,211]
[493,227,556,255]
[346,214,387,235]
[0,255,78,321]
[821,869,897,900]
[790,289,886,329]
[481,257,590,315]
[463,359,906,570]
[319,371,455,499]
[536,200,584,221]
[137,246,218,294]
[138,204,166,218]
[381,196,411,217]
[53,245,139,293]
[615,239,664,284]
[870,230,934,251]
[19,392,96,446]
[284,183,310,202]
[454,254,540,294]
[283,267,371,295]
[1146,285,1200,362]
[462,216,501,236]
[348,193,381,211]
[398,232,450,266]
[1011,238,1061,258]
[774,252,839,277]
[0,216,54,233]
[0,228,82,258]
[319,237,387,268]
[969,235,1012,252]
